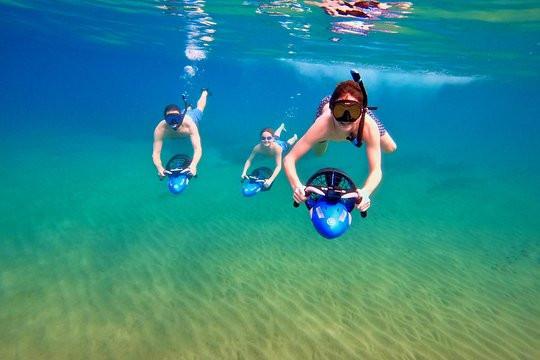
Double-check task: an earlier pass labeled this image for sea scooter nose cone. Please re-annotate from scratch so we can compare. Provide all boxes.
[168,174,189,194]
[309,199,352,239]
[242,181,262,197]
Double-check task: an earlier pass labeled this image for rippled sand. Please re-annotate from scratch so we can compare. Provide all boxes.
[1,139,538,359]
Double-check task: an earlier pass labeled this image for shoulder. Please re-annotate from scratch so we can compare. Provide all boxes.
[310,112,332,135]
[154,120,167,137]
[363,113,381,143]
[183,117,198,132]
[183,113,194,124]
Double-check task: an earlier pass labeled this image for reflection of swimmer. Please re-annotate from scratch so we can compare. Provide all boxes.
[305,0,369,17]
[241,123,298,189]
[332,20,373,35]
[305,0,411,18]
[153,89,209,178]
[284,71,397,213]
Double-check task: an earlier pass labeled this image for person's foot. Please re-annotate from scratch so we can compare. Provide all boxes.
[201,88,211,96]
[274,122,286,137]
[288,134,298,145]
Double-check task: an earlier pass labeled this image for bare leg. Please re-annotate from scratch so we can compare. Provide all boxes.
[312,141,328,156]
[196,90,209,112]
[274,122,286,138]
[287,134,298,146]
[380,132,397,153]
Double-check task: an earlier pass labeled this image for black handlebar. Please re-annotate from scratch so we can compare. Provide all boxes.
[294,191,368,218]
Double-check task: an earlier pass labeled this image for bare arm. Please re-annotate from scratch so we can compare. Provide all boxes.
[152,124,168,176]
[241,146,259,177]
[266,146,283,185]
[284,117,328,190]
[188,121,202,175]
[361,117,382,196]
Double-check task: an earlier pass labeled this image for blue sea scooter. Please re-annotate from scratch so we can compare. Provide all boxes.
[241,167,273,197]
[164,154,194,194]
[294,168,367,239]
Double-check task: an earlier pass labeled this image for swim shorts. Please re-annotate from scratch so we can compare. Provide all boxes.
[275,139,289,153]
[186,108,203,125]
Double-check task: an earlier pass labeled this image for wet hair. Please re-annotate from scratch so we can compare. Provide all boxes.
[163,104,181,117]
[329,80,363,108]
[260,127,274,137]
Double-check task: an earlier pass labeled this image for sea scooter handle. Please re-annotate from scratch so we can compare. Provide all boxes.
[240,175,266,184]
[293,186,367,217]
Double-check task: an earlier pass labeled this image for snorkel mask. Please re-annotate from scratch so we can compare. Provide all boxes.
[165,113,184,129]
[165,94,190,129]
[330,70,370,123]
[331,100,363,123]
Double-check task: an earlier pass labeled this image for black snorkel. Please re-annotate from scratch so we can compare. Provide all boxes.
[179,93,190,124]
[350,69,377,110]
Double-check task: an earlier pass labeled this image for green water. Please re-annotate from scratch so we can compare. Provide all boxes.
[1,131,538,359]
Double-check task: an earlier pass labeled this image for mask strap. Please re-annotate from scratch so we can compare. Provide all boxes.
[349,107,366,148]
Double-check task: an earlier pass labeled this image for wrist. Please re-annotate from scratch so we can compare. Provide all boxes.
[358,188,370,197]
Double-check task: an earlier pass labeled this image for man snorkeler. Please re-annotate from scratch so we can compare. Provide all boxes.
[152,89,209,178]
[283,71,396,213]
[241,123,298,189]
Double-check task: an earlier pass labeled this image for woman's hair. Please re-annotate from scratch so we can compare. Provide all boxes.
[329,80,363,108]
[260,127,274,137]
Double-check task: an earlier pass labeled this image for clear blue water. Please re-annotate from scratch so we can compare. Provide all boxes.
[1,1,539,359]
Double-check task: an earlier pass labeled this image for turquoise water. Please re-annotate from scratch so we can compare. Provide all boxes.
[1,1,539,359]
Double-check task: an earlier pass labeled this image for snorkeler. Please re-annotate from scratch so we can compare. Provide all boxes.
[152,89,209,178]
[241,123,298,189]
[283,70,396,213]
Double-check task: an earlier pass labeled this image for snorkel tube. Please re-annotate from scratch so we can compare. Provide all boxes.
[350,69,377,111]
[294,168,367,239]
[241,167,272,197]
[165,154,193,195]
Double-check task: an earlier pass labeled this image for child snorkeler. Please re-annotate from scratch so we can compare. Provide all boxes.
[241,123,298,189]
